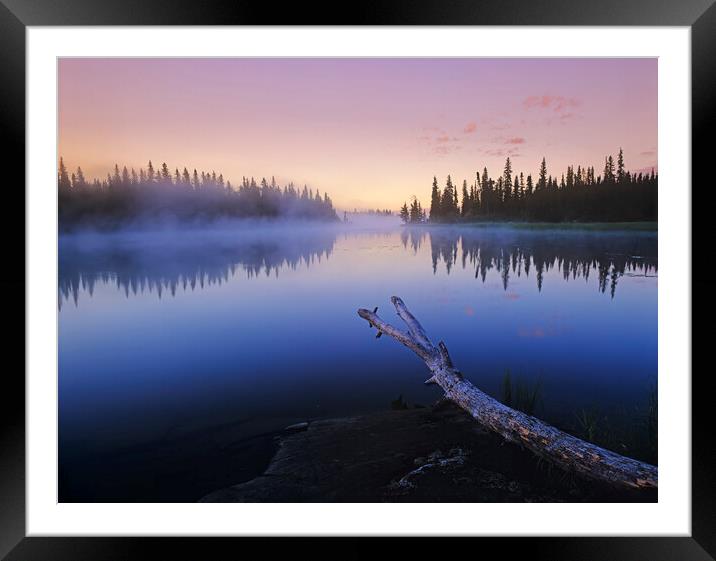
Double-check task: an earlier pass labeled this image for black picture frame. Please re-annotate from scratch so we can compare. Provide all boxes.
[2,1,712,559]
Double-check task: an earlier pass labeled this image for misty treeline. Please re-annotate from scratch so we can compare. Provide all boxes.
[343,208,394,222]
[347,208,393,216]
[58,159,339,230]
[401,149,657,224]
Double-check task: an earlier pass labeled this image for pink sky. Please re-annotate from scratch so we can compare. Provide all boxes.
[59,58,657,210]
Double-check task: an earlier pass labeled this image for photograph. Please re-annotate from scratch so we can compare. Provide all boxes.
[56,57,659,504]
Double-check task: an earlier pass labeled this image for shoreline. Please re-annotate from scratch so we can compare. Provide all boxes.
[200,403,657,503]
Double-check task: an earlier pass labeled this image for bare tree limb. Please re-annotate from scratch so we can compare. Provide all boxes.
[357,297,657,490]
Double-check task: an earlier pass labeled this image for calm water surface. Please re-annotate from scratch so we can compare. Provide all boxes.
[58,223,657,501]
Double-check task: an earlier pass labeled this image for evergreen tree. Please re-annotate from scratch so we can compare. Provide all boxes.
[481,167,491,217]
[503,157,513,202]
[537,157,547,191]
[603,155,615,183]
[409,197,422,223]
[461,179,469,217]
[617,148,625,183]
[495,177,504,211]
[470,181,479,216]
[429,176,441,221]
[441,175,458,221]
[75,166,86,189]
[566,166,574,189]
[112,164,121,187]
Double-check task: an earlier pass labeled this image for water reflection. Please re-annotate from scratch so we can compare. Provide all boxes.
[60,226,657,308]
[403,228,656,298]
[59,228,336,308]
[58,224,658,501]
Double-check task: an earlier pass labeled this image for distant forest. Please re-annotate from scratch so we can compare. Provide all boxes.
[400,149,657,224]
[58,159,339,231]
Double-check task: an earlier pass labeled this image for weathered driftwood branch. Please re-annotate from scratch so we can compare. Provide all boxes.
[357,296,657,490]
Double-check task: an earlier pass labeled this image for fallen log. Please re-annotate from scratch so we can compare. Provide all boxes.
[357,296,657,490]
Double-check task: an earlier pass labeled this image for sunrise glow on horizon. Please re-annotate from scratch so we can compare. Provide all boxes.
[58,58,657,210]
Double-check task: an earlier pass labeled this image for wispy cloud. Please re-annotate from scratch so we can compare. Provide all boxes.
[419,127,464,156]
[490,135,526,146]
[433,145,462,155]
[482,146,522,158]
[463,121,477,133]
[523,95,581,112]
[435,134,459,144]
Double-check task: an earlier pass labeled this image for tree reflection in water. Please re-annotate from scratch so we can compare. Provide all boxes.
[60,226,656,309]
[401,227,656,298]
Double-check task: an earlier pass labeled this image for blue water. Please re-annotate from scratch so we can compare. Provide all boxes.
[58,223,657,501]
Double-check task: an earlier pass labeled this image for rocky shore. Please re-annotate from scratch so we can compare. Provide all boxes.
[200,402,656,503]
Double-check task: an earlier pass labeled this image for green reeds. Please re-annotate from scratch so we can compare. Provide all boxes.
[500,370,544,416]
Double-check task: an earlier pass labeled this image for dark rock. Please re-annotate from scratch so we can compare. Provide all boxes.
[200,403,656,503]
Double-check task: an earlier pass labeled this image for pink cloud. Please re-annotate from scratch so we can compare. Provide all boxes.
[433,145,462,155]
[484,146,521,157]
[419,128,463,156]
[490,135,526,146]
[463,121,477,133]
[523,95,581,112]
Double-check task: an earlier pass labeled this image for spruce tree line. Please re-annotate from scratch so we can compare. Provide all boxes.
[410,149,657,223]
[58,159,339,230]
[399,197,428,224]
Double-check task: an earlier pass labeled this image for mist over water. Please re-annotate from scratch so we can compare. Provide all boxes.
[58,222,657,501]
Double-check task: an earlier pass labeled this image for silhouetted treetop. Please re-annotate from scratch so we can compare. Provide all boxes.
[417,150,656,224]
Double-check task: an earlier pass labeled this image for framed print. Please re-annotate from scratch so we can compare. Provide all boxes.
[2,0,714,559]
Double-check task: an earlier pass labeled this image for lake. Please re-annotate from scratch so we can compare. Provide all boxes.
[58,222,658,501]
